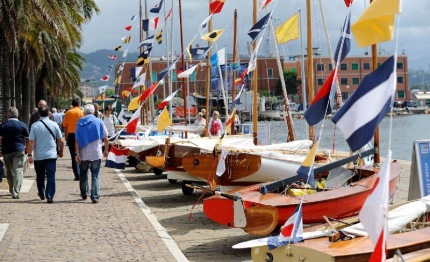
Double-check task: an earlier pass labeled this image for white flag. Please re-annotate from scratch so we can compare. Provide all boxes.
[177,64,199,78]
[122,48,129,58]
[118,108,128,125]
[215,149,228,177]
[217,48,226,65]
[98,85,108,95]
[199,15,213,36]
[132,72,146,88]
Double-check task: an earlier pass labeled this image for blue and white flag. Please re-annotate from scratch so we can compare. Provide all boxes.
[267,203,304,250]
[248,11,272,44]
[105,146,129,170]
[199,15,213,37]
[138,36,154,49]
[332,56,396,152]
[229,84,245,110]
[334,14,351,63]
[150,0,163,13]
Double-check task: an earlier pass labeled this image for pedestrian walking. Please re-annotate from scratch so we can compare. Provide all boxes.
[102,106,118,138]
[52,108,63,128]
[0,107,29,199]
[75,104,109,203]
[27,106,64,203]
[29,100,54,130]
[63,98,84,181]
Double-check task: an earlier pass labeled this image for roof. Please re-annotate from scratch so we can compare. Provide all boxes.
[414,93,430,100]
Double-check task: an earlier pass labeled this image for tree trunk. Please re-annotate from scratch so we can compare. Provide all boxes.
[0,36,11,122]
[21,68,30,125]
[30,69,36,113]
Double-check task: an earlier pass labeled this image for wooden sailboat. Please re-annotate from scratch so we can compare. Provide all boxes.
[236,196,430,261]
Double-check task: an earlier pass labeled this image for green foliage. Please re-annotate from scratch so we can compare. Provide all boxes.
[275,69,301,96]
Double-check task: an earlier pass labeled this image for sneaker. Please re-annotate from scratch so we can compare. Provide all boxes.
[73,178,79,181]
[81,195,87,200]
[47,198,53,203]
[38,193,45,200]
[92,199,99,204]
[12,196,19,199]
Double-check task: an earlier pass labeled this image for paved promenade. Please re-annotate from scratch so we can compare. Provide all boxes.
[0,147,186,261]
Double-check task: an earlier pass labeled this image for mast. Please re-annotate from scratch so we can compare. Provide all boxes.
[204,0,212,137]
[306,0,315,141]
[252,0,258,145]
[371,1,380,164]
[178,0,188,138]
[231,9,238,135]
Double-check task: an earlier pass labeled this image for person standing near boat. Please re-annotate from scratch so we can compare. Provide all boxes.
[74,104,109,204]
[0,107,29,199]
[208,111,223,136]
[194,112,206,126]
[63,98,84,181]
[27,105,64,203]
[102,106,118,138]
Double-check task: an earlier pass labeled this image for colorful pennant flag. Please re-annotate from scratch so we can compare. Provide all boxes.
[276,13,299,44]
[118,108,127,125]
[100,75,110,81]
[126,104,143,134]
[125,25,132,31]
[248,11,272,44]
[114,46,121,51]
[138,36,154,48]
[209,0,225,14]
[142,17,160,31]
[332,56,396,151]
[150,0,163,13]
[225,108,236,134]
[210,48,226,67]
[296,140,318,187]
[129,66,143,80]
[267,203,304,250]
[334,14,351,63]
[304,69,337,126]
[165,8,173,21]
[215,149,228,176]
[229,84,244,110]
[199,15,213,36]
[108,55,117,60]
[98,85,107,94]
[128,96,140,111]
[177,64,198,79]
[351,0,401,48]
[187,45,211,61]
[201,29,224,42]
[156,107,171,132]
[155,30,163,44]
[157,89,180,109]
[359,151,391,262]
[105,146,129,170]
[121,35,131,44]
[132,73,146,88]
[139,82,159,103]
[130,15,136,21]
[259,0,272,10]
[117,62,125,73]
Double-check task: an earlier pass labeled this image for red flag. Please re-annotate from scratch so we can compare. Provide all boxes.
[108,55,117,60]
[126,104,143,134]
[165,8,173,21]
[344,0,353,7]
[100,75,110,81]
[138,82,159,102]
[260,0,272,10]
[125,25,132,31]
[210,0,225,14]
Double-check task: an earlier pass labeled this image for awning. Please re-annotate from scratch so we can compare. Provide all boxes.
[414,93,430,100]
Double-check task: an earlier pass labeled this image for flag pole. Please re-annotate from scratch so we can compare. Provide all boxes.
[231,9,238,135]
[252,0,258,145]
[370,0,380,165]
[204,0,212,137]
[306,0,315,142]
[178,0,188,138]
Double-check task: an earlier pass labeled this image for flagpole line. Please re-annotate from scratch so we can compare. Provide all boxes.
[213,42,229,119]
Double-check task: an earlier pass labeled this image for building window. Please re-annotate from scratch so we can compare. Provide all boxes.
[352,78,360,85]
[352,63,359,70]
[340,78,348,85]
[172,72,177,81]
[267,68,274,78]
[152,72,157,82]
[317,64,324,71]
[398,90,405,98]
[397,76,404,83]
[397,62,403,70]
[363,63,370,70]
[340,63,347,70]
[342,92,348,100]
[328,64,333,71]
[317,78,324,85]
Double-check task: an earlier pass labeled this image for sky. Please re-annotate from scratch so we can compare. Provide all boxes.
[80,0,430,71]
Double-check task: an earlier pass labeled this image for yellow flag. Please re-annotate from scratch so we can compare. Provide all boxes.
[225,108,236,134]
[121,90,130,98]
[114,75,122,85]
[351,0,400,48]
[186,44,192,62]
[201,29,225,42]
[157,108,171,132]
[276,13,299,44]
[128,96,140,111]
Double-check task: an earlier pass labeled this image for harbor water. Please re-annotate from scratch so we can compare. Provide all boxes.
[264,114,430,161]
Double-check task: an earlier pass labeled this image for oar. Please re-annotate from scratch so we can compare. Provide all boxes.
[185,183,240,200]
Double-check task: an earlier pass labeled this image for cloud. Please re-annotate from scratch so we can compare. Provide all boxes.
[80,0,429,70]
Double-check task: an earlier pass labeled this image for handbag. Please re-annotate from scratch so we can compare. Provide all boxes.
[39,119,60,155]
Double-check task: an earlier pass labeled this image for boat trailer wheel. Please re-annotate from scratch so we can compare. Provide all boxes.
[182,181,194,195]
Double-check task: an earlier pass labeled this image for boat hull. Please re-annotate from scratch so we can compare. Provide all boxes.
[203,161,401,235]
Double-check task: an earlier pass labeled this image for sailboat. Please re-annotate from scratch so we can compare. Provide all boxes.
[200,0,403,237]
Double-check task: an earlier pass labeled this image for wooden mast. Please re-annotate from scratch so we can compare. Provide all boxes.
[252,0,258,145]
[204,0,212,137]
[178,0,188,138]
[306,0,315,141]
[370,0,380,165]
[231,9,238,135]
